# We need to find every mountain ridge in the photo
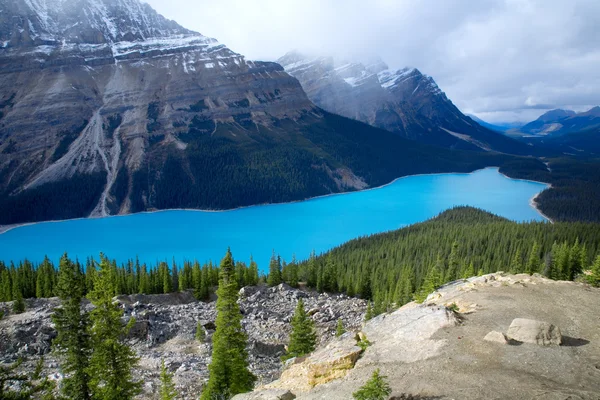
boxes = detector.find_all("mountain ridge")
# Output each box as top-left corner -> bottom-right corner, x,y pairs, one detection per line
278,51 -> 533,155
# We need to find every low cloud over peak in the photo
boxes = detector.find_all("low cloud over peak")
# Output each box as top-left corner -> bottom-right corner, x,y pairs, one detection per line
144,0 -> 600,123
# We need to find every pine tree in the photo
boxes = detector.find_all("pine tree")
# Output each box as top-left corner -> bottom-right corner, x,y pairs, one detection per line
588,254 -> 600,287
201,249 -> 255,400
88,254 -> 140,400
171,259 -> 179,293
462,262 -> 475,279
247,257 -> 259,286
352,369 -> 392,400
52,254 -> 92,400
0,268 -> 11,302
414,262 -> 442,303
510,248 -> 524,274
159,360 -> 177,400
267,252 -> 282,287
196,322 -> 206,342
445,241 -> 460,281
284,299 -> 317,360
198,266 -> 210,301
336,318 -> 345,337
12,278 -> 25,314
364,302 -> 373,321
526,241 -> 541,275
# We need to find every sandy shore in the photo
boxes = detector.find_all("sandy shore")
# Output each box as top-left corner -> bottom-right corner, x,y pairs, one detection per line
0,167 -> 552,235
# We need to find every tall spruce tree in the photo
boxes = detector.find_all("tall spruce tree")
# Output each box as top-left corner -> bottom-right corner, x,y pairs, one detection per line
284,299 -> 317,360
201,249 -> 255,400
12,278 -> 25,314
88,254 -> 140,400
588,254 -> 600,287
52,254 -> 92,400
159,360 -> 177,400
526,241 -> 541,275
267,252 -> 282,287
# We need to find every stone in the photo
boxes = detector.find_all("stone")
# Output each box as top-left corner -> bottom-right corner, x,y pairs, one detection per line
232,389 -> 296,400
266,337 -> 363,392
506,318 -> 562,346
484,331 -> 507,344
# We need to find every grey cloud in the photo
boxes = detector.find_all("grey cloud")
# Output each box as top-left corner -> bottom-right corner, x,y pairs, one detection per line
144,0 -> 600,123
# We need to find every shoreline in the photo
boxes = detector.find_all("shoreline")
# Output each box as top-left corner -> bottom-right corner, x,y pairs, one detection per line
0,167 -> 551,235
496,170 -> 553,223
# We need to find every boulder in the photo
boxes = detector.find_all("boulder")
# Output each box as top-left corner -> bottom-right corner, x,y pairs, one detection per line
506,318 -> 562,346
232,389 -> 296,400
266,337 -> 363,392
484,331 -> 507,344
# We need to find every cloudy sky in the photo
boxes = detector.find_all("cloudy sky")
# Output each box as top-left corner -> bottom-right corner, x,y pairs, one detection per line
144,0 -> 600,123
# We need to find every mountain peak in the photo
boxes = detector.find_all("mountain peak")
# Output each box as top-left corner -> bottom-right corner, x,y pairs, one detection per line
581,106 -> 600,117
536,109 -> 576,123
0,0 -> 199,48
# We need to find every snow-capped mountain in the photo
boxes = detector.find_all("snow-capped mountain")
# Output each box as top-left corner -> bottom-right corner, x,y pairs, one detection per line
278,51 -> 530,154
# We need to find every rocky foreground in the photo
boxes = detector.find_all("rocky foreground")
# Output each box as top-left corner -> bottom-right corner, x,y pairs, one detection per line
1,274 -> 600,399
236,274 -> 600,400
0,284 -> 366,399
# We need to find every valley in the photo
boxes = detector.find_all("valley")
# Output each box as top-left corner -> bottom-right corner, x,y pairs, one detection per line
0,0 -> 599,399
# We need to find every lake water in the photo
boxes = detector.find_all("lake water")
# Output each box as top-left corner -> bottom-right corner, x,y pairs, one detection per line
0,168 -> 548,270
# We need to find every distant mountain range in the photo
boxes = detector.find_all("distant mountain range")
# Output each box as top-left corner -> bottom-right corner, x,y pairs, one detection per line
466,115 -> 524,133
278,51 -> 532,155
502,107 -> 600,156
517,107 -> 600,136
0,0 -> 522,225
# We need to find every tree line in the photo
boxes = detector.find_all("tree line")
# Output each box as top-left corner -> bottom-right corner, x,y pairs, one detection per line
0,255 -> 260,304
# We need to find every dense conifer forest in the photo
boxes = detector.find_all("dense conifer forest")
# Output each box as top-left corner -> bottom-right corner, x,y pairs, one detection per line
2,208 -> 599,314
500,157 -> 600,222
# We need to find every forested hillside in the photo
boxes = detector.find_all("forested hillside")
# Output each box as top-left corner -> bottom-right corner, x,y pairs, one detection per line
292,207 -> 600,313
500,157 -> 600,222
2,208 -> 599,315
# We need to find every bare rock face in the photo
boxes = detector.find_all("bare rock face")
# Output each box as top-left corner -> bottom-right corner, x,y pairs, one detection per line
506,318 -> 562,346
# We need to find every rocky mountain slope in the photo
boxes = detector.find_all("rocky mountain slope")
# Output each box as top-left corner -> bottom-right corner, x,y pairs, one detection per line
518,107 -> 600,136
0,0 -> 515,226
238,273 -> 600,400
0,283 -> 366,399
278,51 -> 532,155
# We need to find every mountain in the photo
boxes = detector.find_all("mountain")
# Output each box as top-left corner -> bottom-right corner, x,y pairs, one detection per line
466,114 -> 524,132
0,0 -> 514,226
278,51 -> 532,154
519,107 -> 600,136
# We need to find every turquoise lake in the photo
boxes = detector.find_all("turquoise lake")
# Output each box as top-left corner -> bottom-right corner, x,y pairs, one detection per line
0,168 -> 548,270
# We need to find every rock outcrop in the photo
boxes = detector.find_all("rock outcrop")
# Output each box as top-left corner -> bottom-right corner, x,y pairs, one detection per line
243,273 -> 600,400
505,318 -> 562,346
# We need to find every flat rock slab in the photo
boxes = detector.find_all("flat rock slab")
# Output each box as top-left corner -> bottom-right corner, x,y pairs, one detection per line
483,330 -> 507,344
266,336 -> 363,392
232,389 -> 296,400
506,318 -> 562,346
